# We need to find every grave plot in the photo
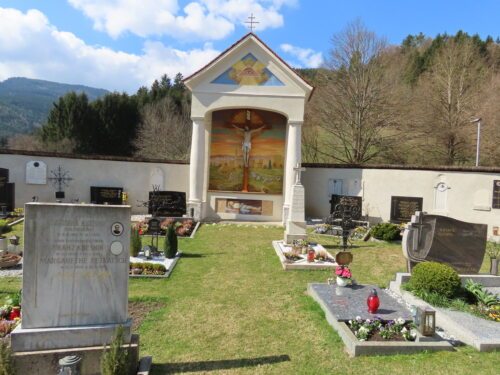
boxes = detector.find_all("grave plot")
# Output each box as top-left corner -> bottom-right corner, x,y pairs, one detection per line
308,283 -> 454,357
390,273 -> 500,351
272,241 -> 337,270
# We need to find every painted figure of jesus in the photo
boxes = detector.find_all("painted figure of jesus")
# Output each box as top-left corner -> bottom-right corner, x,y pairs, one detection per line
232,124 -> 265,167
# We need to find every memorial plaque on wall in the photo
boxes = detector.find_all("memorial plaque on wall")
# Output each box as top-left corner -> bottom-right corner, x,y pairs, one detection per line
493,180 -> 500,209
148,191 -> 186,217
26,161 -> 47,184
390,196 -> 423,223
329,194 -> 362,216
90,186 -> 123,205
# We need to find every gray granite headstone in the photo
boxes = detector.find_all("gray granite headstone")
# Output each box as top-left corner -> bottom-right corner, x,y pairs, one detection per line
402,211 -> 487,274
309,283 -> 412,321
11,203 -> 131,351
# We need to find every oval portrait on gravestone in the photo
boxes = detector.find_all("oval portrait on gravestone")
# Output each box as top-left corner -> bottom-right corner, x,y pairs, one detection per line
110,241 -> 123,256
111,222 -> 124,236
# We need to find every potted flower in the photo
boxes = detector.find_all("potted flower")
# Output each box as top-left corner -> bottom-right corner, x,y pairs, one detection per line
486,240 -> 500,275
335,265 -> 352,287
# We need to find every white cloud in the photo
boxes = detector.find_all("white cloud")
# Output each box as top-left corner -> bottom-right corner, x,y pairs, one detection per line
0,7 -> 220,92
280,43 -> 323,68
68,0 -> 295,40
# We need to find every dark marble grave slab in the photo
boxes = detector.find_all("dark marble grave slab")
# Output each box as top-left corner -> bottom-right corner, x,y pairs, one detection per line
329,194 -> 362,218
309,283 -> 412,321
390,196 -> 423,224
148,191 -> 186,217
90,186 -> 123,205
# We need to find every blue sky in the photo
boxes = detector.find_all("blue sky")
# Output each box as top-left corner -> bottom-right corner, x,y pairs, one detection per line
1,0 -> 498,92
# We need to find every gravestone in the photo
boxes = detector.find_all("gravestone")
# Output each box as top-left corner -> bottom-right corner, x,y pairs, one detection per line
90,186 -> 123,205
330,194 -> 362,217
0,168 -> 15,214
402,211 -> 487,273
493,180 -> 500,209
26,161 -> 47,185
148,191 -> 186,217
390,196 -> 423,223
11,203 -> 132,352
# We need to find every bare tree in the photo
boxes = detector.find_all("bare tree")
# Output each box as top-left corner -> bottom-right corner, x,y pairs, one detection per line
311,20 -> 400,164
416,38 -> 486,165
134,97 -> 191,160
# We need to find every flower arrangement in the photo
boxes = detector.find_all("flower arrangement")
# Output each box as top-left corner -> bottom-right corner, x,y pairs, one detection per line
348,316 -> 417,342
314,224 -> 333,234
335,265 -> 352,280
486,240 -> 500,259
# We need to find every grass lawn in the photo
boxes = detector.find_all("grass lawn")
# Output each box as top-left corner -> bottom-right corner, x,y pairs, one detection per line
1,223 -> 498,374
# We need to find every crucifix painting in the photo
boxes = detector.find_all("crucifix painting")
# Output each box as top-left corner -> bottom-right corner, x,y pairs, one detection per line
209,109 -> 286,194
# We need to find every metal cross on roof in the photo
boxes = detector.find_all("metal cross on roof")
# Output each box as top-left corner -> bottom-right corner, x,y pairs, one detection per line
245,13 -> 259,32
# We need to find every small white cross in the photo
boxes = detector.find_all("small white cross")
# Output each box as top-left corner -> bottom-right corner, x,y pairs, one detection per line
293,163 -> 306,185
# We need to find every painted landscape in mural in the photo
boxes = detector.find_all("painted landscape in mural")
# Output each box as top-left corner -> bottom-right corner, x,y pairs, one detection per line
209,109 -> 286,194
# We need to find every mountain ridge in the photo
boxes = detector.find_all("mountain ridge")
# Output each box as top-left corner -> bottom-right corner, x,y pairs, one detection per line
0,77 -> 109,138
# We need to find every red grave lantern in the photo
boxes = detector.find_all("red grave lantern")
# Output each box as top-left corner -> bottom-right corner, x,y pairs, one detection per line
367,289 -> 380,314
307,247 -> 316,263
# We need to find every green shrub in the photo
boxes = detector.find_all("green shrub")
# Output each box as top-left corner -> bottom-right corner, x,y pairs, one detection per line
0,340 -> 16,375
130,227 -> 141,257
408,262 -> 461,298
100,325 -> 129,375
164,224 -> 178,259
370,223 -> 401,241
0,220 -> 11,238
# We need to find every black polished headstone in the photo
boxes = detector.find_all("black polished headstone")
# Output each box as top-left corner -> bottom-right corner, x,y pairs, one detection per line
0,168 -> 15,212
390,196 -> 423,223
90,186 -> 123,205
493,180 -> 500,209
402,212 -> 487,274
148,191 -> 186,217
329,194 -> 362,217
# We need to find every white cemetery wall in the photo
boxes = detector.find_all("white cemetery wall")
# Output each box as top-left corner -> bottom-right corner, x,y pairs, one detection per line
0,151 -> 189,214
303,165 -> 500,236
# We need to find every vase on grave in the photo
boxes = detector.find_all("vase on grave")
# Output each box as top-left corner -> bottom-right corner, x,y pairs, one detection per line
336,277 -> 349,287
367,289 -> 380,313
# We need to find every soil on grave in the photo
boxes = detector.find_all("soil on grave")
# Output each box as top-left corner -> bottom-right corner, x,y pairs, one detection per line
128,301 -> 165,332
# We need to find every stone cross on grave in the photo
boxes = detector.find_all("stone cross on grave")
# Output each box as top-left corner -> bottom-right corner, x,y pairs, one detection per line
293,163 -> 306,185
410,211 -> 431,252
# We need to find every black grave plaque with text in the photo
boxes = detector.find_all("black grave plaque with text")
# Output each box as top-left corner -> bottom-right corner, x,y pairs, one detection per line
90,186 -> 123,205
390,196 -> 423,223
329,194 -> 362,216
148,191 -> 187,217
493,180 -> 500,209
0,168 -> 15,212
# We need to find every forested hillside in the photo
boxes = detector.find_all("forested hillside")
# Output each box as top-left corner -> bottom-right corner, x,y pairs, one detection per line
0,77 -> 108,139
4,25 -> 500,166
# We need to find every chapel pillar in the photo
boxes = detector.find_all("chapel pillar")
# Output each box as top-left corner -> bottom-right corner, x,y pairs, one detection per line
283,120 -> 302,223
188,117 -> 206,221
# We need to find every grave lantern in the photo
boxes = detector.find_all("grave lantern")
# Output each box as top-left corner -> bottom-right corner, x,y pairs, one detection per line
58,355 -> 82,374
413,306 -> 436,336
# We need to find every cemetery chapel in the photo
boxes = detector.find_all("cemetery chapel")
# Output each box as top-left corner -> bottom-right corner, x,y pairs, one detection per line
183,32 -> 313,223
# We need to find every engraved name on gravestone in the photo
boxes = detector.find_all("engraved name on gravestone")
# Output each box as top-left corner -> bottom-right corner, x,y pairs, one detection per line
390,196 -> 423,224
402,211 -> 487,273
148,191 -> 186,217
21,203 -> 130,329
90,186 -> 123,205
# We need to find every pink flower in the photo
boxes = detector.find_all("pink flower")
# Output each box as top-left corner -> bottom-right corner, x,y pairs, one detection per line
335,266 -> 344,276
